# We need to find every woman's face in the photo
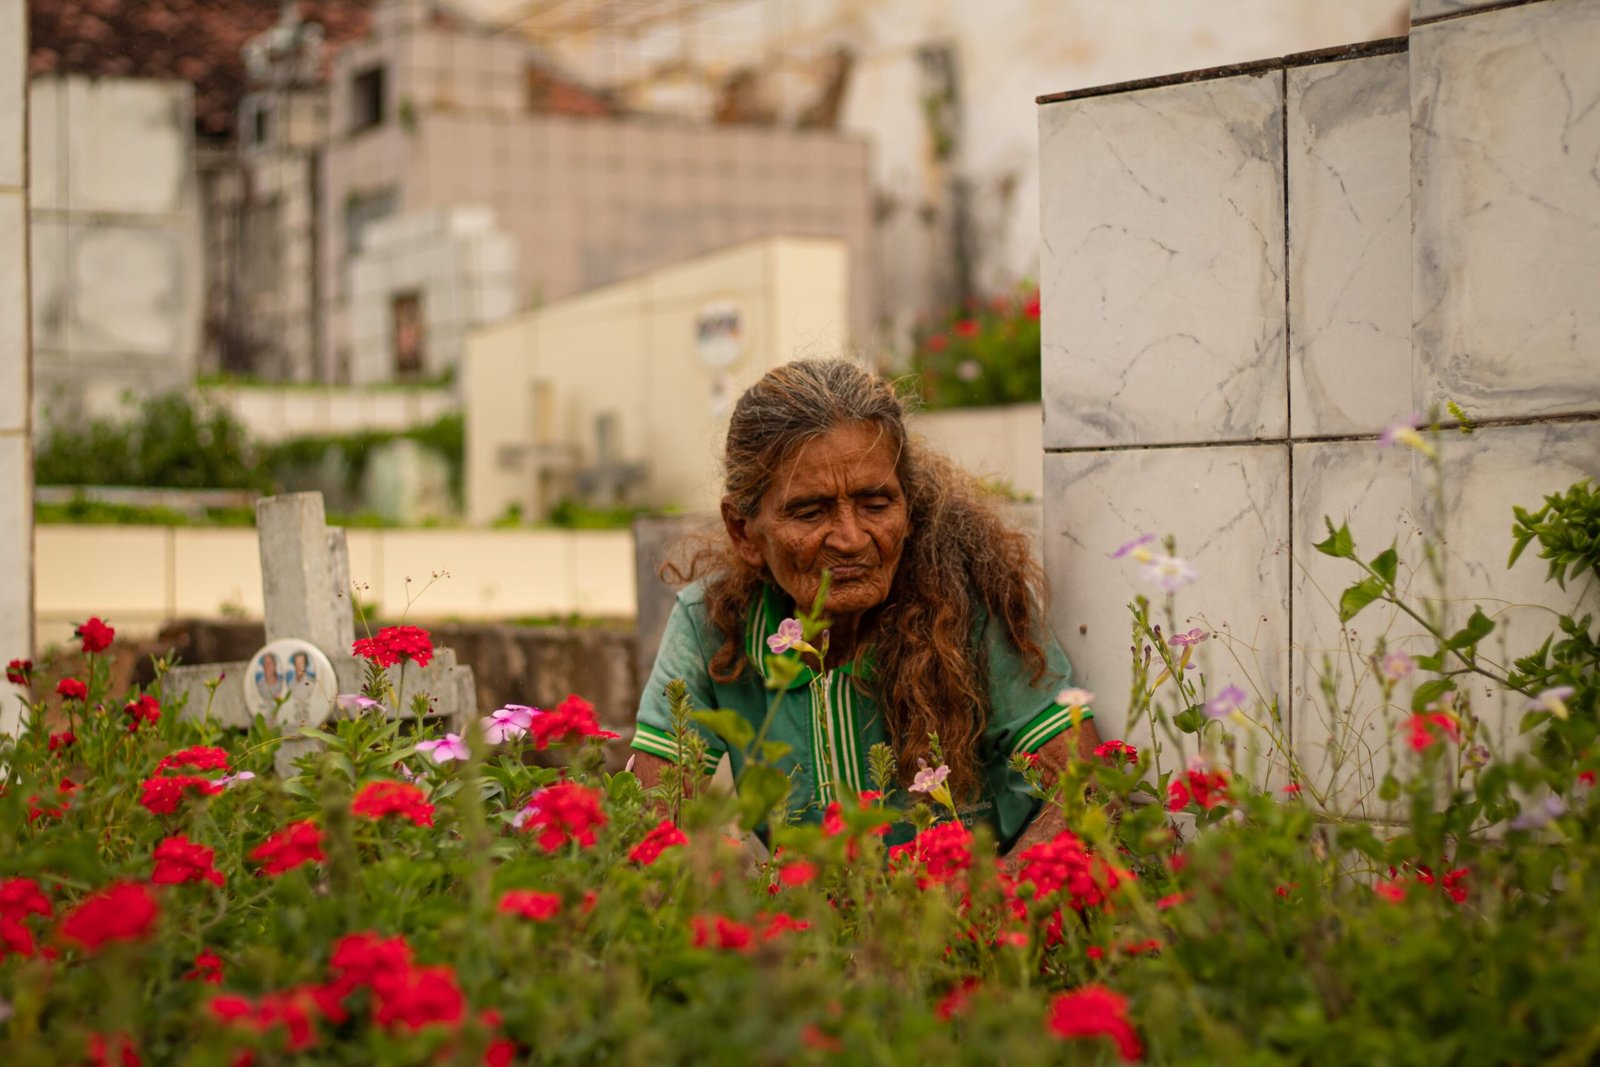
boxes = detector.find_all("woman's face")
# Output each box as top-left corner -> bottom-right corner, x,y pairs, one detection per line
724,421 -> 911,625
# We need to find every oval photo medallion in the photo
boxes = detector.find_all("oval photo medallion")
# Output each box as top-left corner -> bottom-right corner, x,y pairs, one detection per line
242,638 -> 338,728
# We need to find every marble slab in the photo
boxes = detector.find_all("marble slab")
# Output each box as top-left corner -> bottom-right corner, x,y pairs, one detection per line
1286,53 -> 1412,437
0,193 -> 24,433
1411,0 -> 1514,22
0,435 -> 28,674
1292,421 -> 1600,815
1043,444 -> 1291,779
1291,439 -> 1425,813
1412,0 -> 1600,421
0,0 -> 22,190
1039,72 -> 1287,449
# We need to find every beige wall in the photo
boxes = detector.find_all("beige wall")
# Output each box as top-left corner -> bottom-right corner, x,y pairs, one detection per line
203,383 -> 458,443
910,403 -> 1043,501
465,235 -> 849,524
34,524 -> 635,648
1,0 -> 31,733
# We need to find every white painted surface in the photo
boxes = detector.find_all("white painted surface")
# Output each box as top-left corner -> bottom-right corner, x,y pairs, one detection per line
0,0 -> 30,734
34,524 -> 637,648
203,384 -> 459,444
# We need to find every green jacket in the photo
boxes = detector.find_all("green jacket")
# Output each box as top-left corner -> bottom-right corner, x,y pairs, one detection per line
631,580 -> 1090,849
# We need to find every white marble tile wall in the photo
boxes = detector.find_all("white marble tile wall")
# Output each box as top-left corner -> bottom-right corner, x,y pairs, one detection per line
1042,444 -> 1292,774
1411,0 -> 1511,22
1039,73 -> 1286,449
1411,0 -> 1600,421
0,0 -> 30,728
1287,53 -> 1412,437
1039,1 -> 1600,806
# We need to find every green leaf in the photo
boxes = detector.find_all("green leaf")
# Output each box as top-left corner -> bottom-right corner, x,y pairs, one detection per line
1411,679 -> 1455,712
1314,519 -> 1355,559
1338,578 -> 1385,623
735,764 -> 791,831
1173,705 -> 1206,734
693,710 -> 755,752
1369,546 -> 1398,586
1335,823 -> 1384,859
759,740 -> 793,763
1378,774 -> 1401,802
296,727 -> 341,745
1444,608 -> 1495,650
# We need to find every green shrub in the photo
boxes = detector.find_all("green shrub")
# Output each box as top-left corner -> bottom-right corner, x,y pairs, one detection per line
34,392 -> 268,491
911,286 -> 1042,409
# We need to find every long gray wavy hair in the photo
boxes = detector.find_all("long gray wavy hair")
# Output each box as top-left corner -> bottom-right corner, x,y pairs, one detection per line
665,359 -> 1052,799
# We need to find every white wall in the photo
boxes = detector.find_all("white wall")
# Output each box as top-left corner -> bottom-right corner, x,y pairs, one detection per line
0,0 -> 31,733
28,76 -> 202,426
464,235 -> 850,524
34,524 -> 636,648
1038,2 -> 1600,807
911,403 -> 1043,501
203,383 -> 459,444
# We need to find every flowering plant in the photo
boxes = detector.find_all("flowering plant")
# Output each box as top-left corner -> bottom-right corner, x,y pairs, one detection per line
911,285 -> 1042,409
0,435 -> 1596,1063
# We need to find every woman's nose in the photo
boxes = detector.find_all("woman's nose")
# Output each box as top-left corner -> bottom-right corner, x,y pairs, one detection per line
825,507 -> 870,553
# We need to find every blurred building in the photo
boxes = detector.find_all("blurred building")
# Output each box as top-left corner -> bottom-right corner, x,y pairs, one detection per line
319,0 -> 871,384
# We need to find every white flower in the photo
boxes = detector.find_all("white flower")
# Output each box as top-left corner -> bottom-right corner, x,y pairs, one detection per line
1140,554 -> 1198,592
1055,688 -> 1094,709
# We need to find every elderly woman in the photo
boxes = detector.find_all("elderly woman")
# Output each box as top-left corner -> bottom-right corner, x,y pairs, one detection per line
629,359 -> 1100,854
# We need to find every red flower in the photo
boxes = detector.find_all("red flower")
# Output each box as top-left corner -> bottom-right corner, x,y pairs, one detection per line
185,949 -> 225,984
954,319 -> 980,339
5,658 -> 31,685
627,818 -> 688,865
59,882 -> 159,951
691,914 -> 754,952
1093,740 -> 1138,765
1406,712 -> 1461,751
151,834 -> 226,887
329,931 -> 413,995
352,780 -> 436,828
124,694 -> 161,732
1580,770 -> 1596,787
209,990 -> 317,1052
85,1032 -> 141,1067
1047,986 -> 1143,1063
48,730 -> 76,752
888,821 -> 973,886
76,617 -> 116,654
936,977 -> 981,1021
517,782 -> 607,852
56,677 -> 88,702
1015,829 -> 1131,911
1156,892 -> 1188,910
1374,881 -> 1406,903
801,1024 -> 843,1053
351,625 -> 435,669
498,889 -> 562,922
374,964 -> 466,1032
757,912 -> 810,942
1167,767 -> 1231,812
527,694 -> 620,749
249,821 -> 325,876
155,746 -> 230,774
778,861 -> 818,887
139,774 -> 222,815
26,777 -> 78,823
1023,290 -> 1041,319
0,877 -> 52,961
926,333 -> 949,354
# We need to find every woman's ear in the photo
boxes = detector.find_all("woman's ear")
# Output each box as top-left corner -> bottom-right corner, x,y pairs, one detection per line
721,497 -> 768,570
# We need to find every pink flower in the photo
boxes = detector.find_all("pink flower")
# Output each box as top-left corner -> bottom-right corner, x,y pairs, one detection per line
1140,553 -> 1197,592
1055,687 -> 1094,709
415,734 -> 470,764
1110,534 -> 1155,560
336,694 -> 386,714
482,705 -> 536,744
909,763 -> 951,794
767,618 -> 805,655
1168,627 -> 1208,648
1204,685 -> 1247,719
1380,651 -> 1416,683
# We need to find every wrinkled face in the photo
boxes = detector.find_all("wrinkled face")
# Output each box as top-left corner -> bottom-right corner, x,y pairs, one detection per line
724,421 -> 911,625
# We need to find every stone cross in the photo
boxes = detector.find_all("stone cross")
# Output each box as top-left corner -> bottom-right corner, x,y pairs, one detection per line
164,492 -> 477,775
